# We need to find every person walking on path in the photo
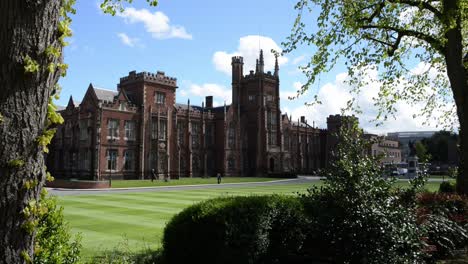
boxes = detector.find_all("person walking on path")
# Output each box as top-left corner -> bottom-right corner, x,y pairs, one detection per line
151,169 -> 157,182
217,172 -> 222,184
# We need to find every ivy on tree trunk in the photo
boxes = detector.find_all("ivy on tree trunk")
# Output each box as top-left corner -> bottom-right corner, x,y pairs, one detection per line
0,1 -> 62,263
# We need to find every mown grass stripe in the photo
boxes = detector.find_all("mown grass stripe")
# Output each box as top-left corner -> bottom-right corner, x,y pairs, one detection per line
58,182 -> 315,259
71,226 -> 161,256
61,195 -> 196,211
65,207 -> 175,227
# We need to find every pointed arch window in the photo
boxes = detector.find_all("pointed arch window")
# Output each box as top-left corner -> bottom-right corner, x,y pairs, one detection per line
227,156 -> 235,171
228,124 -> 235,148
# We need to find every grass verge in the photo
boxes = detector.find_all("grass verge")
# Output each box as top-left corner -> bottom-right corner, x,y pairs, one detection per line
110,177 -> 279,188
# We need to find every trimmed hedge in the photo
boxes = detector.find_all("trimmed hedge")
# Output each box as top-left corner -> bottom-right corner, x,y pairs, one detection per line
162,195 -> 309,264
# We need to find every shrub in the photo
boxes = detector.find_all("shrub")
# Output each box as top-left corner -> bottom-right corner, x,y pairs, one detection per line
416,192 -> 468,260
299,121 -> 425,263
89,238 -> 163,264
34,195 -> 82,264
162,195 -> 309,264
417,192 -> 467,224
439,181 -> 457,193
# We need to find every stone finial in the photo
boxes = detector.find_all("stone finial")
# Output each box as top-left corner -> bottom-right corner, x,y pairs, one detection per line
274,53 -> 279,77
259,49 -> 264,65
258,49 -> 264,73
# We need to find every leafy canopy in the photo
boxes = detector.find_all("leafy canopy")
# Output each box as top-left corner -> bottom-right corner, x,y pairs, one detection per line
283,0 -> 467,127
100,0 -> 158,15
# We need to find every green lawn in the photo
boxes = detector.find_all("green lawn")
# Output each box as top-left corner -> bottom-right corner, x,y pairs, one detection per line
393,179 -> 456,192
109,177 -> 278,188
57,183 -> 315,259
57,179 -> 451,260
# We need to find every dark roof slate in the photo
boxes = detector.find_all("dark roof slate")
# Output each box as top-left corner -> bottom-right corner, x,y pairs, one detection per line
94,87 -> 117,102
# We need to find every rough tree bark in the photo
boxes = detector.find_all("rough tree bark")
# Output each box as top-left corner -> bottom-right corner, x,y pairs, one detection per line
0,1 -> 62,263
442,0 -> 468,194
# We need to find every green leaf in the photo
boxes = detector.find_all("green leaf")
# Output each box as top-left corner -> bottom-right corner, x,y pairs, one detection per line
24,55 -> 40,73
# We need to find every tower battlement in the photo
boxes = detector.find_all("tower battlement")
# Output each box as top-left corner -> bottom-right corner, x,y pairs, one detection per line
231,56 -> 244,64
119,70 -> 177,87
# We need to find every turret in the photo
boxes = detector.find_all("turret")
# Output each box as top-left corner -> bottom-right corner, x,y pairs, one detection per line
232,56 -> 243,105
231,56 -> 244,84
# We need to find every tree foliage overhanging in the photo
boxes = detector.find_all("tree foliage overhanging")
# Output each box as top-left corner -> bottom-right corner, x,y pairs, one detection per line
282,0 -> 468,193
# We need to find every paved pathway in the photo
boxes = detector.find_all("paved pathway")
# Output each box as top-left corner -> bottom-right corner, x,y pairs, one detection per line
47,176 -> 448,196
48,177 -> 322,196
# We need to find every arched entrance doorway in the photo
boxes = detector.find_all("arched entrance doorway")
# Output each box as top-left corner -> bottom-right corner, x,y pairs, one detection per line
269,158 -> 275,172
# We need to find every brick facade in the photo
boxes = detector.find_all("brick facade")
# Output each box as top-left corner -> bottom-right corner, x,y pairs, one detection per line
48,50 -> 377,180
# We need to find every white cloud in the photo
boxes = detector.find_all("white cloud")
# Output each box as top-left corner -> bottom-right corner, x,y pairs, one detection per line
186,83 -> 232,105
117,8 -> 192,40
283,66 -> 452,134
293,81 -> 302,91
280,81 -> 305,101
213,101 -> 223,107
213,35 -> 288,75
292,55 -> 306,65
179,89 -> 188,97
117,33 -> 140,47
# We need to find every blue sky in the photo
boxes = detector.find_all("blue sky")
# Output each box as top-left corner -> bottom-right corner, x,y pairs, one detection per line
59,0 -> 440,134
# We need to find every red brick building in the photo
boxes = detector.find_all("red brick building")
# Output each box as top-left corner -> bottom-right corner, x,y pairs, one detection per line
48,51 -> 345,180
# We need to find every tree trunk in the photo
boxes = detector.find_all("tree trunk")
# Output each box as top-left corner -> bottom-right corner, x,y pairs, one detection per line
0,1 -> 62,263
458,111 -> 468,194
443,0 -> 468,194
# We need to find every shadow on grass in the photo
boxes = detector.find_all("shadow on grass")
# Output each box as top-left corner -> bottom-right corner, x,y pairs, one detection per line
87,237 -> 164,264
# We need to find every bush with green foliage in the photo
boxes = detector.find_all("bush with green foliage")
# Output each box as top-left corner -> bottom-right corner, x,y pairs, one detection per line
162,195 -> 309,264
34,195 -> 82,264
299,121 -> 425,263
439,181 -> 457,193
416,192 -> 468,260
89,238 -> 163,264
160,120 -> 466,263
447,166 -> 458,179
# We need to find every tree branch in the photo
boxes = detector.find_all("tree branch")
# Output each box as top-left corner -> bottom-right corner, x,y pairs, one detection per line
388,33 -> 403,56
359,2 -> 385,23
363,34 -> 393,47
361,24 -> 445,53
387,0 -> 443,20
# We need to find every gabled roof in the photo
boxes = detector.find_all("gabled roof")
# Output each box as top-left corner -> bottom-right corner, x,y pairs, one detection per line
125,93 -> 137,104
93,86 -> 117,102
66,96 -> 78,109
116,88 -> 132,103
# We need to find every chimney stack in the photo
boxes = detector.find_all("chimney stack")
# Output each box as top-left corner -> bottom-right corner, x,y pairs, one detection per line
206,96 -> 213,108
